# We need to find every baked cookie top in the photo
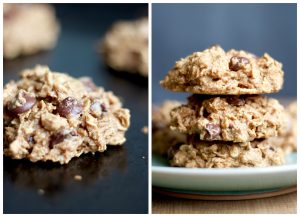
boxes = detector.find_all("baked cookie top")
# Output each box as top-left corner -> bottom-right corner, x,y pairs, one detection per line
4,66 -> 130,164
160,45 -> 284,94
101,17 -> 148,76
168,135 -> 284,168
170,95 -> 284,142
4,4 -> 60,59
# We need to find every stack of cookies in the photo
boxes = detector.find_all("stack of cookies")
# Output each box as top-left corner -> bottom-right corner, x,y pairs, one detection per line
160,45 -> 290,168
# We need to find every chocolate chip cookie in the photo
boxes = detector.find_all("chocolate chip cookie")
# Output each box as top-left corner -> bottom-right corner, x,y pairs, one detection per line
101,17 -> 148,76
152,100 -> 186,156
160,45 -> 284,94
4,4 -> 60,59
4,66 -> 130,164
169,135 -> 284,168
170,95 -> 284,142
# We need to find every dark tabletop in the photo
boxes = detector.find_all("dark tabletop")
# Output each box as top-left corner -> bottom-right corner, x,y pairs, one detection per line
3,4 -> 148,214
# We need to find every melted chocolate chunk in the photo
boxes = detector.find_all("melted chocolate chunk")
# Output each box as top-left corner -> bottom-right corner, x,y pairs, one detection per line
204,123 -> 221,140
7,91 -> 36,115
49,133 -> 67,148
49,130 -> 77,148
226,96 -> 245,106
57,97 -> 82,117
229,56 -> 249,71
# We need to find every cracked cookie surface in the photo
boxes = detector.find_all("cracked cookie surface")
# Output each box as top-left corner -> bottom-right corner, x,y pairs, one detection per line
101,17 -> 148,76
170,95 -> 284,142
4,3 -> 60,59
152,100 -> 186,156
169,135 -> 284,168
4,66 -> 130,164
160,45 -> 284,94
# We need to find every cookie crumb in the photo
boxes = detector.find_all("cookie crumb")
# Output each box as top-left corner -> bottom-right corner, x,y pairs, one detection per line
141,126 -> 148,134
74,175 -> 82,181
37,188 -> 45,195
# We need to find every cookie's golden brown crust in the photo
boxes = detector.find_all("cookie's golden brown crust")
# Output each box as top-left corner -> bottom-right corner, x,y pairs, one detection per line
169,135 -> 284,168
161,45 -> 284,94
170,95 -> 284,142
4,66 -> 130,164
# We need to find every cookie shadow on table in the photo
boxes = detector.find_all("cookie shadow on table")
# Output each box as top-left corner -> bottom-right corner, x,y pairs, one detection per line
103,65 -> 148,87
3,146 -> 127,198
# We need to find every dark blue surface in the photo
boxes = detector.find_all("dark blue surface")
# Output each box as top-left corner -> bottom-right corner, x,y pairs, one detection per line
152,3 -> 297,103
3,4 -> 148,214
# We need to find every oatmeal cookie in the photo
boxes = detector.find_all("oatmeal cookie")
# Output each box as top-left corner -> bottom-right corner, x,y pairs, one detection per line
169,135 -> 284,168
272,101 -> 297,154
4,3 -> 60,59
101,17 -> 148,76
160,45 -> 284,94
152,100 -> 186,156
170,95 -> 284,142
4,66 -> 130,164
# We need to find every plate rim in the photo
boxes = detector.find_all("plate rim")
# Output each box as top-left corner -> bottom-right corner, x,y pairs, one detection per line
152,163 -> 297,176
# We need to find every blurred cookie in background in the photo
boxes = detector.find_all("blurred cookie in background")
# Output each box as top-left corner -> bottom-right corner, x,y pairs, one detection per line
275,101 -> 297,154
152,100 -> 186,156
4,3 -> 60,60
100,17 -> 148,77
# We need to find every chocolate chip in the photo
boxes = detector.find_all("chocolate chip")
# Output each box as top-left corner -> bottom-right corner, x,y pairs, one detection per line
90,101 -> 107,113
229,56 -> 249,71
204,123 -> 221,140
101,103 -> 107,112
70,131 -> 77,136
49,130 -> 77,148
237,83 -> 250,88
80,77 -> 97,92
28,136 -> 35,144
269,147 -> 275,151
57,97 -> 82,117
4,5 -> 18,20
49,133 -> 67,148
7,91 -> 36,115
226,96 -> 245,106
202,108 -> 210,118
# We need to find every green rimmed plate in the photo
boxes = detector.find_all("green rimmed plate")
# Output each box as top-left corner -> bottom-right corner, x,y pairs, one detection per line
152,153 -> 297,193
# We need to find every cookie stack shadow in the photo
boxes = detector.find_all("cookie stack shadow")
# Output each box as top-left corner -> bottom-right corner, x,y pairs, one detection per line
158,45 -> 296,168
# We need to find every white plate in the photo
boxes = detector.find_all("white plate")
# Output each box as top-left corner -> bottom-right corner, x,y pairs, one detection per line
152,153 -> 297,192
